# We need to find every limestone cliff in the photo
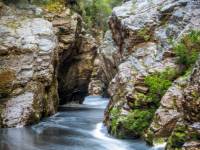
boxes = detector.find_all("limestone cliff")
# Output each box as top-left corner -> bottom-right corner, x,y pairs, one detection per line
0,1 -> 97,127
0,2 -> 59,127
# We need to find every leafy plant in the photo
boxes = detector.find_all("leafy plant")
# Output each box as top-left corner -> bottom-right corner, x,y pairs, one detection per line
72,0 -> 122,34
167,125 -> 187,149
173,30 -> 200,70
144,68 -> 176,106
123,109 -> 155,136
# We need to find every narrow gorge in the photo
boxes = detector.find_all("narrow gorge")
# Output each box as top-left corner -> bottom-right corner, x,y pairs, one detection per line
0,0 -> 200,150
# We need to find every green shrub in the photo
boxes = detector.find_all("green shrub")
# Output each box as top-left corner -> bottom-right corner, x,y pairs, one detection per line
123,109 -> 155,136
72,0 -> 122,34
167,125 -> 187,149
144,68 -> 176,107
110,107 -> 121,136
174,30 -> 200,70
109,107 -> 155,138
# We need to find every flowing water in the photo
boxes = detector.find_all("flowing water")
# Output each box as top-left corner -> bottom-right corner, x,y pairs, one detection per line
0,96 -> 165,150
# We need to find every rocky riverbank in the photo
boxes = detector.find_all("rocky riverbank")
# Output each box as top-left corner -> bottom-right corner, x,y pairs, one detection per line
89,0 -> 200,149
0,0 -> 200,149
0,0 -> 97,127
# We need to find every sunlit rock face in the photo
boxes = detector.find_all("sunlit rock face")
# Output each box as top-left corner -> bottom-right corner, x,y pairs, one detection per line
0,1 -> 97,127
0,3 -> 58,127
96,0 -> 200,148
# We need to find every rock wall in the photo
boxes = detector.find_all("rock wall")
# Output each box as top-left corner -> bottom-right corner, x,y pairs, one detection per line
89,31 -> 120,96
56,16 -> 97,104
0,1 -> 97,127
0,2 -> 59,127
88,0 -> 200,149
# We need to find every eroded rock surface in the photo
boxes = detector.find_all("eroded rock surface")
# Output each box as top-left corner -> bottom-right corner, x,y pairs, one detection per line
0,1 -> 97,127
0,4 -> 58,127
55,12 -> 97,104
88,0 -> 200,149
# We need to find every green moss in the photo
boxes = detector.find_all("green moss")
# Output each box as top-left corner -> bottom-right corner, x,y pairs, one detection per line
145,129 -> 154,145
43,79 -> 58,116
32,0 -> 65,13
133,68 -> 177,108
137,28 -> 151,42
167,123 -> 200,149
167,125 -> 188,149
173,30 -> 200,72
110,107 -> 155,138
153,138 -> 166,145
122,109 -> 155,136
144,68 -> 176,107
109,68 -> 178,139
133,93 -> 149,107
110,107 -> 121,136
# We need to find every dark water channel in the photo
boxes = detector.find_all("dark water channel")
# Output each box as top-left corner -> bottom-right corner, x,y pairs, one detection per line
0,96 -> 165,150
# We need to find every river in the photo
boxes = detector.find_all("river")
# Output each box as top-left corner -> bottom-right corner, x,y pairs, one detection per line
0,96 -> 165,150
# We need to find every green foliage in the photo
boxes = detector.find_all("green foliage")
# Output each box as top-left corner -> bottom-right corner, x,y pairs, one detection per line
123,109 -> 155,136
110,107 -> 155,138
144,68 -> 176,107
173,30 -> 200,70
110,107 -> 123,137
137,28 -> 151,42
73,0 -> 122,34
110,68 -> 178,138
32,0 -> 65,12
167,123 -> 200,149
133,93 -> 149,107
167,125 -> 187,149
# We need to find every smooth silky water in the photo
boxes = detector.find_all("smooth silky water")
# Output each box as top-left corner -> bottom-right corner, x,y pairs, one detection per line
0,96 -> 165,150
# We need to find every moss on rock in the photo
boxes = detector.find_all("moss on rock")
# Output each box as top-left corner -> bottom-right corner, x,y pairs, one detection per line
109,107 -> 155,138
32,0 -> 65,13
166,124 -> 188,149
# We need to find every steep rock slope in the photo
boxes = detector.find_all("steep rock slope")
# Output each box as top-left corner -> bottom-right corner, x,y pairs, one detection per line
0,1 -> 97,127
165,57 -> 200,150
89,0 -> 200,149
56,14 -> 97,104
0,2 -> 59,127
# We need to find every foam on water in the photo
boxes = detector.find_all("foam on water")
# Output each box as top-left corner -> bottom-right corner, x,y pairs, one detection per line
151,143 -> 166,150
0,96 -> 165,150
92,122 -> 130,150
83,96 -> 109,108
